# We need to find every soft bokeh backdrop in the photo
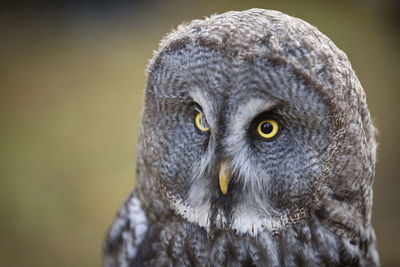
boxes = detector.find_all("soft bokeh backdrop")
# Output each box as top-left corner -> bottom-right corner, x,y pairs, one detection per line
1,0 -> 399,266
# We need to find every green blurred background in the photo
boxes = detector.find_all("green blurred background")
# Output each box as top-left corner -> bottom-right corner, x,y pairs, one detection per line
0,0 -> 399,266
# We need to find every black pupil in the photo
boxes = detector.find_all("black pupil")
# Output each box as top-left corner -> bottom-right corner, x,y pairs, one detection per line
261,122 -> 273,134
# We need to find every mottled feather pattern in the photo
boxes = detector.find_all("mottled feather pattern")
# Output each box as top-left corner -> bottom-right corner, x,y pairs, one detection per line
104,9 -> 379,266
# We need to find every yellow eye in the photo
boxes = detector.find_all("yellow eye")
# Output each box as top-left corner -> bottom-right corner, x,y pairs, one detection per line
195,112 -> 209,132
257,119 -> 279,139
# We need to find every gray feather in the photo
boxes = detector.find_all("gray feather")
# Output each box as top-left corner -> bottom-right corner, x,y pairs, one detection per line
104,8 -> 379,266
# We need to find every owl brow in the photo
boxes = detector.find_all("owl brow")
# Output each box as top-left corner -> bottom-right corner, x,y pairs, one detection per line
157,96 -> 193,105
155,97 -> 199,115
243,98 -> 284,117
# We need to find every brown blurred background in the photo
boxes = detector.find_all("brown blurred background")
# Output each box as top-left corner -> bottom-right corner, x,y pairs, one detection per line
0,0 -> 399,266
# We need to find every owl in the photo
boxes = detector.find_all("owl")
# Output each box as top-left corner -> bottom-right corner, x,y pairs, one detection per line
104,9 -> 379,266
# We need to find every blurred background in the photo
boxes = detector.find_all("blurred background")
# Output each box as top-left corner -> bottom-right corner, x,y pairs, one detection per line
0,0 -> 399,266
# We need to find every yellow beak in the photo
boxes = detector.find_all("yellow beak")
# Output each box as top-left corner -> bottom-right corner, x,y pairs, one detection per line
219,159 -> 231,195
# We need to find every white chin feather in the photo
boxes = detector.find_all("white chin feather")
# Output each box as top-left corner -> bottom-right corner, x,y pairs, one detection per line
171,198 -> 301,236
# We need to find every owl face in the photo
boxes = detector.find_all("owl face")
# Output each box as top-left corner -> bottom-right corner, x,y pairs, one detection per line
138,9 -> 376,236
143,44 -> 333,234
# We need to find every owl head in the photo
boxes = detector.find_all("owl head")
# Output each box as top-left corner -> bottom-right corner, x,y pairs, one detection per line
135,9 -> 377,237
